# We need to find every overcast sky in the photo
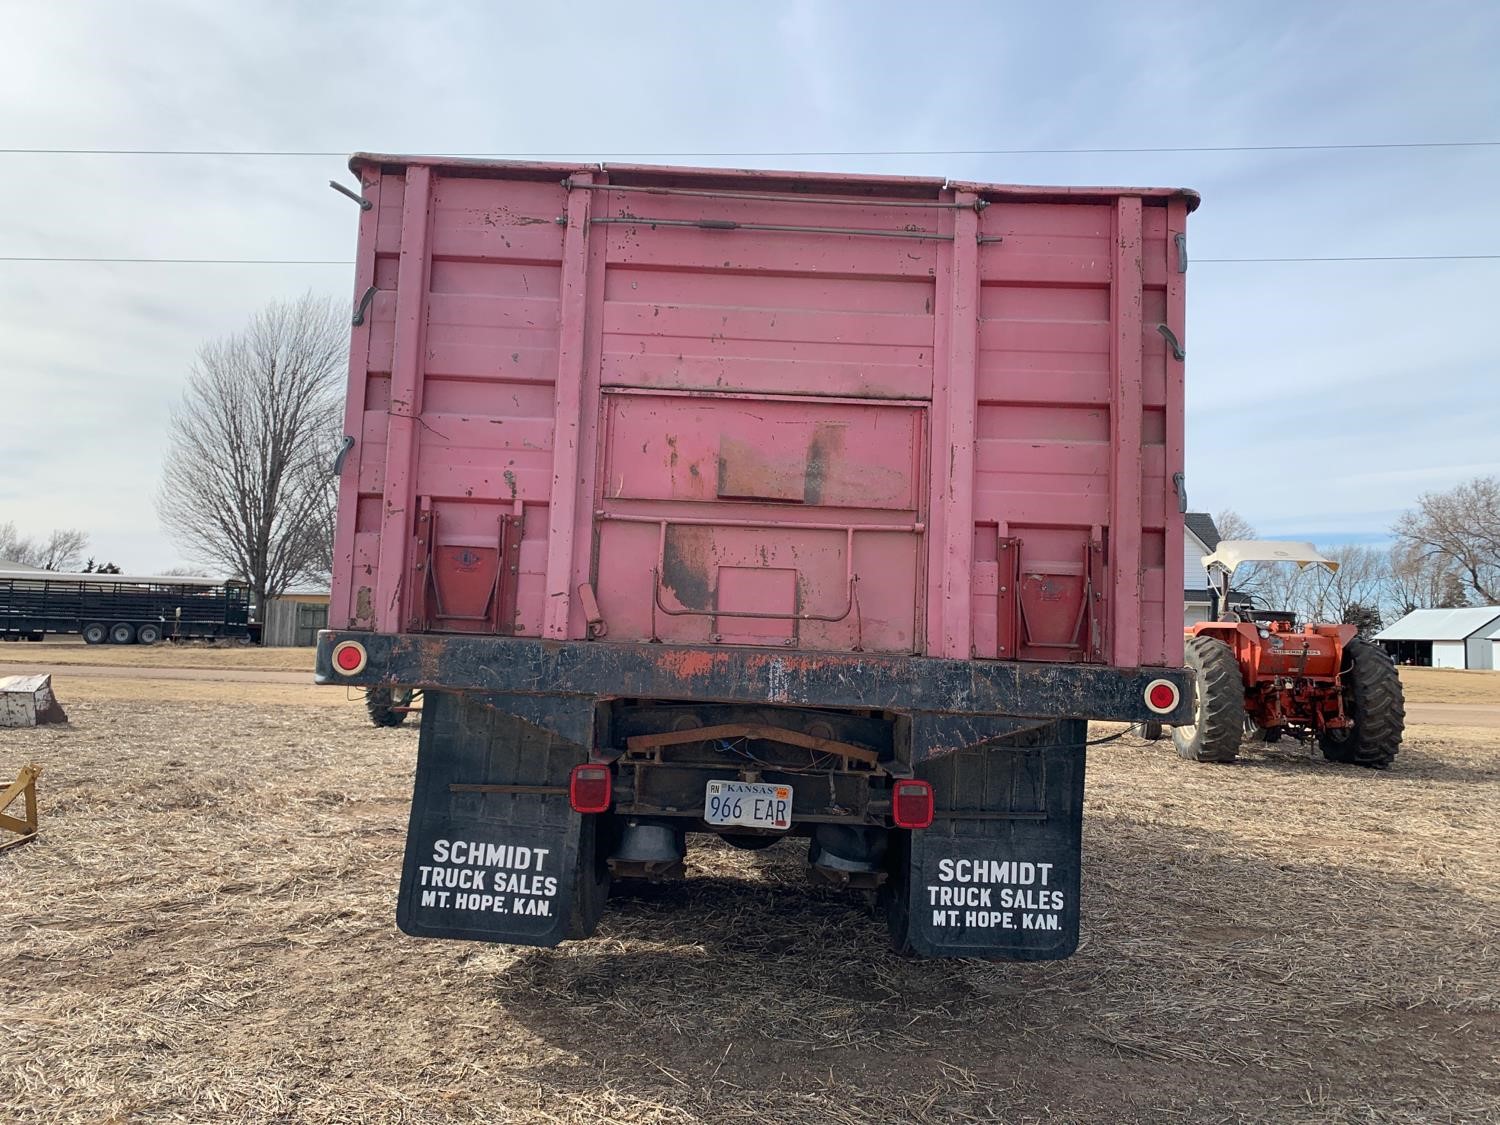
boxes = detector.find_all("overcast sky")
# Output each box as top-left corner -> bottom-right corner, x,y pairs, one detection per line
3,0 -> 1497,573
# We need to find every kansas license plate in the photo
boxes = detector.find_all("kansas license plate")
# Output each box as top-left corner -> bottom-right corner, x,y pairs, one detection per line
704,780 -> 793,831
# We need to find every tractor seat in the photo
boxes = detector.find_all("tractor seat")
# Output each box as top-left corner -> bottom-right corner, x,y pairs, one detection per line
1250,610 -> 1298,628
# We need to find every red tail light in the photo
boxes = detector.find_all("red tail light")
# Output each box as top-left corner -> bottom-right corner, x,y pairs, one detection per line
1144,678 -> 1181,714
569,764 -> 612,814
331,640 -> 367,675
891,779 -> 934,830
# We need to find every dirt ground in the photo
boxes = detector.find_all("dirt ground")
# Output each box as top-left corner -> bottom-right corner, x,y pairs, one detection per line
0,640 -> 316,672
2,662 -> 1497,1123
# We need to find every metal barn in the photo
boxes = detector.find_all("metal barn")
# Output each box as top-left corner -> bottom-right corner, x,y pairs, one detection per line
1375,607 -> 1500,670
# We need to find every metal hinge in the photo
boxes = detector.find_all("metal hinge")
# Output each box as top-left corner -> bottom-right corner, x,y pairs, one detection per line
1172,472 -> 1188,514
1174,232 -> 1188,273
351,285 -> 378,326
332,435 -> 355,477
328,180 -> 373,211
1157,324 -> 1185,361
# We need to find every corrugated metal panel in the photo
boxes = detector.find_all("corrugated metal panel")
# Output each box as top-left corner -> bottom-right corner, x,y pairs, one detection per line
1431,641 -> 1467,669
1375,607 -> 1500,642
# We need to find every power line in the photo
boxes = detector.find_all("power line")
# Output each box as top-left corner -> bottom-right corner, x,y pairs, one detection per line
1194,254 -> 1500,263
2,141 -> 1498,158
1,256 -> 349,264
4,253 -> 1497,265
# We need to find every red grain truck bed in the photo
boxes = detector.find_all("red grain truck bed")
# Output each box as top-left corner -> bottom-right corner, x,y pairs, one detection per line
318,155 -> 1198,959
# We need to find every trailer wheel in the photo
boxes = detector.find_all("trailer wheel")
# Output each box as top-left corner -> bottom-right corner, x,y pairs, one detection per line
366,686 -> 413,727
1319,639 -> 1405,769
568,812 -> 614,940
109,622 -> 137,645
1172,635 -> 1246,763
882,828 -> 917,956
136,623 -> 162,646
83,623 -> 108,645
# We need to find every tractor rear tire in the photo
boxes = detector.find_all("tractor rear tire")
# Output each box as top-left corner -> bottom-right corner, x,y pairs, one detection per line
1173,636 -> 1246,763
1319,639 -> 1405,769
366,686 -> 414,728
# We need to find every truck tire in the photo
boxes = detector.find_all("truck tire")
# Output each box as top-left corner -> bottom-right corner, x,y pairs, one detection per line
136,623 -> 162,645
1173,636 -> 1246,763
1319,639 -> 1405,769
109,622 -> 136,645
83,623 -> 108,645
366,686 -> 413,727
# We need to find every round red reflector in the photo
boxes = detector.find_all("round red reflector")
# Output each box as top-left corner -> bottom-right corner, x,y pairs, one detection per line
1145,679 -> 1180,713
332,641 -> 367,675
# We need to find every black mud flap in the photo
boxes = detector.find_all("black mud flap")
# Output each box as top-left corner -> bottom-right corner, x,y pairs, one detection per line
887,719 -> 1085,960
396,691 -> 609,947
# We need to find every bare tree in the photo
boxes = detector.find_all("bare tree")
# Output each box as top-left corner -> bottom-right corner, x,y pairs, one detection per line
1240,543 -> 1388,626
0,522 -> 90,570
1386,541 -> 1467,617
1393,476 -> 1500,604
1314,544 -> 1390,624
1213,509 -> 1257,542
1212,509 -> 1268,602
157,293 -> 345,614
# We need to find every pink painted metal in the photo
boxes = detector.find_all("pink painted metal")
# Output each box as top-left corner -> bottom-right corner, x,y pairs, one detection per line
331,155 -> 1196,668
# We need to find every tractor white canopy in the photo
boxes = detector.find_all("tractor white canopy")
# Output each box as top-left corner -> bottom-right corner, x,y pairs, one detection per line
1201,540 -> 1339,577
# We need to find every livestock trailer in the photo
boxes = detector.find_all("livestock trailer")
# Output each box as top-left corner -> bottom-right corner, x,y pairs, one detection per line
317,155 -> 1198,959
0,571 -> 255,644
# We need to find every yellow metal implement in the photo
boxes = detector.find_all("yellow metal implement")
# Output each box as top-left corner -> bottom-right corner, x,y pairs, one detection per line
0,764 -> 41,852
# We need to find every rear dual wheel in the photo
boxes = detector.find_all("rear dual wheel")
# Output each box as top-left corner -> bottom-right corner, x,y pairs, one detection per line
1173,636 -> 1246,763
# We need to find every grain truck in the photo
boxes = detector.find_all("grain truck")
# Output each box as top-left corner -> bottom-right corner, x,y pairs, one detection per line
316,154 -> 1197,959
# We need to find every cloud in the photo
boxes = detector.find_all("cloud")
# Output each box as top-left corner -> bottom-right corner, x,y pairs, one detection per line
2,0 -> 1497,572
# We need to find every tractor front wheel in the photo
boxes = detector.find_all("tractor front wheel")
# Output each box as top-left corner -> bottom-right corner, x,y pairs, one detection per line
1173,635 -> 1246,763
1319,639 -> 1405,769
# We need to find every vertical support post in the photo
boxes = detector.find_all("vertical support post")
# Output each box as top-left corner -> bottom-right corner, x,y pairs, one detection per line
1163,197 -> 1189,661
1109,196 -> 1144,667
567,176 -> 611,639
542,174 -> 595,639
374,165 -> 433,634
925,228 -> 953,658
939,192 -> 981,659
331,170 -> 382,629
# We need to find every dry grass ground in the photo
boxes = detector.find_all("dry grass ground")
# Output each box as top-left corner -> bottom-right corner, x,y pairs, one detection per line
1,665 -> 1497,1123
0,642 -> 315,673
1399,666 -> 1500,705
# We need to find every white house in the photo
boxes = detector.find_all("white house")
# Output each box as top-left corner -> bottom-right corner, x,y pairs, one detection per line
1375,606 -> 1500,670
1183,513 -> 1224,625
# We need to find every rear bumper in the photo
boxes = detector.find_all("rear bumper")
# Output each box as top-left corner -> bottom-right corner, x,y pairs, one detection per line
315,631 -> 1191,726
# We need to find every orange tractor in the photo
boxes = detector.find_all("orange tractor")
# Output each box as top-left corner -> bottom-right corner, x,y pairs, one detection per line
1167,542 -> 1405,768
